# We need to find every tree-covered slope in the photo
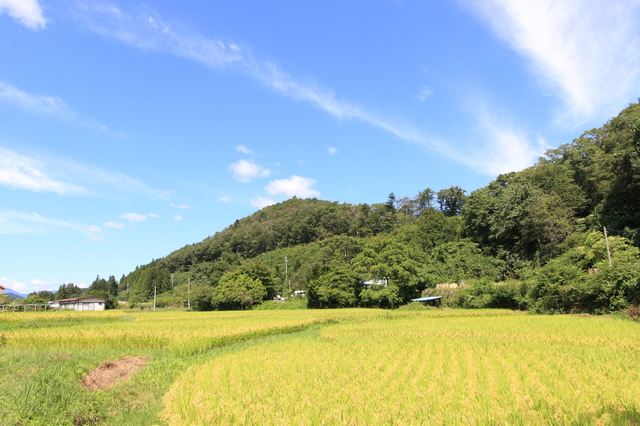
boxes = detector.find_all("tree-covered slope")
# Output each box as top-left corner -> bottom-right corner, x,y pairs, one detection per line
105,102 -> 640,313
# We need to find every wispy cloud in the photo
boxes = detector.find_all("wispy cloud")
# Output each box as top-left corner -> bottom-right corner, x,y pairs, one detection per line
71,2 -> 452,155
0,82 -> 74,118
173,214 -> 183,221
328,147 -> 338,155
0,147 -> 84,195
251,196 -> 275,209
0,0 -> 46,30
265,175 -> 320,198
0,209 -> 102,236
0,82 -> 109,132
86,236 -> 107,242
118,212 -> 158,222
415,86 -> 433,101
236,145 -> 255,155
171,203 -> 189,209
229,159 -> 270,182
0,146 -> 167,198
459,98 -> 547,175
465,0 -> 640,127
219,196 -> 232,203
103,221 -> 125,228
72,1 -> 553,176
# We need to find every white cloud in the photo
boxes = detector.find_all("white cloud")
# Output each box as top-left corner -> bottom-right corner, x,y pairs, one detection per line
228,159 -> 270,182
457,97 -> 547,175
265,175 -> 320,198
236,145 -> 255,155
0,146 -> 165,198
171,203 -> 189,209
0,277 -> 29,293
119,212 -> 158,222
466,0 -> 640,126
104,221 -> 125,228
328,147 -> 338,155
173,215 -> 183,221
250,196 -> 276,209
0,209 -> 102,236
0,82 -> 74,117
86,236 -> 107,242
219,196 -> 232,203
0,147 -> 84,194
75,224 -> 102,233
0,0 -> 46,30
415,86 -> 433,101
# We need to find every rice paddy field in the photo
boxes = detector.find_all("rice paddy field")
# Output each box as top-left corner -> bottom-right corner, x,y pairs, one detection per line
1,308 -> 639,425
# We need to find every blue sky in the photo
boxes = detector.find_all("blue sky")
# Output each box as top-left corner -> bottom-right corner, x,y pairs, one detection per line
1,0 -> 639,294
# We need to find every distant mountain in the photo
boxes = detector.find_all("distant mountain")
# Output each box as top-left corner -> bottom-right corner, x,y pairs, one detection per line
2,288 -> 27,300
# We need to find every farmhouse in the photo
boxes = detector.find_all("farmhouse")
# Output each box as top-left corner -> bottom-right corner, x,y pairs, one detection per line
53,296 -> 107,311
362,277 -> 388,287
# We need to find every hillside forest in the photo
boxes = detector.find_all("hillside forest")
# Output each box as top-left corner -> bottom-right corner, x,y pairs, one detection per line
27,102 -> 640,314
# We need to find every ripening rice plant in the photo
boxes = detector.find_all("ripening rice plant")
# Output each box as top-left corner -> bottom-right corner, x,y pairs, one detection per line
162,313 -> 640,425
1,309 -> 384,354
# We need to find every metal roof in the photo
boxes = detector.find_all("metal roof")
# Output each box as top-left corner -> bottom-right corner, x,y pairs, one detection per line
410,296 -> 443,302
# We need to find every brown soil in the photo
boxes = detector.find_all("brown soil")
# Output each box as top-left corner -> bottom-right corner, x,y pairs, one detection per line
82,356 -> 148,391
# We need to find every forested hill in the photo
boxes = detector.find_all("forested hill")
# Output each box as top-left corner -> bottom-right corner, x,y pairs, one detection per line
97,101 -> 640,313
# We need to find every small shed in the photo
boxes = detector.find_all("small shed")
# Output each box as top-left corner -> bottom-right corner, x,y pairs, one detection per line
55,296 -> 107,311
362,278 -> 388,287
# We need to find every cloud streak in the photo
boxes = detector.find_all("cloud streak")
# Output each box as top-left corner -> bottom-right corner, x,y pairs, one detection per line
0,146 -> 168,198
71,1 -> 559,175
71,2 -> 453,153
0,209 -> 102,235
0,82 -> 75,118
465,0 -> 640,127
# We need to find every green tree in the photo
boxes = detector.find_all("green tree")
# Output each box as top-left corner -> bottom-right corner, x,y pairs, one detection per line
55,283 -> 82,300
307,266 -> 360,308
414,188 -> 435,214
437,186 -> 467,217
107,275 -> 118,295
352,239 -> 428,302
210,272 -> 267,310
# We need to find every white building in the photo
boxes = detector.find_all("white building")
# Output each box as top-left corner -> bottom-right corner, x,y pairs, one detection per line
52,296 -> 107,311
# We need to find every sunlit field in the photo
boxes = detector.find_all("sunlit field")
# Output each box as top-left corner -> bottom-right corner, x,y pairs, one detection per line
163,313 -> 640,426
2,309 -> 639,425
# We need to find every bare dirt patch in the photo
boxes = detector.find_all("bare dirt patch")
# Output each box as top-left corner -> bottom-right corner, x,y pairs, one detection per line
82,356 -> 148,391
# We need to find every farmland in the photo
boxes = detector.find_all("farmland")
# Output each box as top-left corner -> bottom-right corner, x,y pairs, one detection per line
1,309 -> 640,425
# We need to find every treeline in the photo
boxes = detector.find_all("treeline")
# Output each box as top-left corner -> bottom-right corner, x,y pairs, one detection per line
109,102 -> 639,313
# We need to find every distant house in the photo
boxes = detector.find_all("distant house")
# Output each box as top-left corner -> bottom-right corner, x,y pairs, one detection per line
292,290 -> 306,297
53,296 -> 107,311
362,278 -> 388,287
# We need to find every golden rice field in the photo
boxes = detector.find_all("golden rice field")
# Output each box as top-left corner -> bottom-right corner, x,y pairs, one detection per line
3,309 -> 381,355
2,308 -> 640,425
162,313 -> 640,426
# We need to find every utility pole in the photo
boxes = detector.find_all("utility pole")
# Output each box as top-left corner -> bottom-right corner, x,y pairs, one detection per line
604,226 -> 613,267
171,273 -> 174,289
126,282 -> 129,293
285,256 -> 290,292
153,286 -> 157,311
187,278 -> 191,309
